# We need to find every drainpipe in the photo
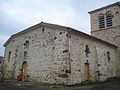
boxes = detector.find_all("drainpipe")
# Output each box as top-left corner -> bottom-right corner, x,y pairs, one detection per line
68,32 -> 71,72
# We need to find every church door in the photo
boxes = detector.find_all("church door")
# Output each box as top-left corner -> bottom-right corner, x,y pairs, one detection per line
22,61 -> 27,81
84,63 -> 89,81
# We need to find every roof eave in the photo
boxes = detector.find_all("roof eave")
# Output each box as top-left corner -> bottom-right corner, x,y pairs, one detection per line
3,22 -> 117,48
3,35 -> 14,47
88,2 -> 120,14
69,28 -> 117,48
3,22 -> 44,47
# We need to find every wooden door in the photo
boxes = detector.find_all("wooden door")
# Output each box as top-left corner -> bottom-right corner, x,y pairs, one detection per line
22,61 -> 27,81
84,63 -> 89,81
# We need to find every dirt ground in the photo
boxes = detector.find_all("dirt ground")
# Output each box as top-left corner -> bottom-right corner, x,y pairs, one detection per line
0,79 -> 120,90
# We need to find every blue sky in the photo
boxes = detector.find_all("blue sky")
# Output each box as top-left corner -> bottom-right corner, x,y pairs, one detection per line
0,0 -> 118,56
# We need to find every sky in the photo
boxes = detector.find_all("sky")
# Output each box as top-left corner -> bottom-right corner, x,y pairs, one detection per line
0,0 -> 119,56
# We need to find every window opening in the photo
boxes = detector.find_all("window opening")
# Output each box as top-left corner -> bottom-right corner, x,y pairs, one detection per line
106,11 -> 113,27
99,14 -> 105,29
8,51 -> 11,61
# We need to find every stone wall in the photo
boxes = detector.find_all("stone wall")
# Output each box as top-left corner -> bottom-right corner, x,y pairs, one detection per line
0,56 -> 4,81
91,27 -> 120,77
69,31 -> 117,84
4,25 -> 71,84
3,23 -> 118,85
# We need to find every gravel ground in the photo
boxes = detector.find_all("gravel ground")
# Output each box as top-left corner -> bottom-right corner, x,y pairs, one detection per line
0,79 -> 120,90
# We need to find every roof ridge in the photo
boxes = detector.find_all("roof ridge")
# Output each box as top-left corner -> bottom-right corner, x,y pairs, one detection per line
41,21 -> 70,29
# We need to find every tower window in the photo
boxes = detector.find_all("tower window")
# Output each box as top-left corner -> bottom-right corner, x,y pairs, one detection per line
106,11 -> 113,27
99,14 -> 105,29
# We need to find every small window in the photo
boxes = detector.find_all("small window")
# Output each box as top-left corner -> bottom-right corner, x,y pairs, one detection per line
107,51 -> 110,61
106,11 -> 113,27
24,51 -> 27,59
54,37 -> 57,40
59,32 -> 62,35
42,28 -> 44,33
24,40 -> 29,48
85,45 -> 90,57
8,51 -> 11,61
99,14 -> 105,29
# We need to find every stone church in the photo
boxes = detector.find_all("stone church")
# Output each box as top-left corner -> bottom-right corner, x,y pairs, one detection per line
3,2 -> 120,85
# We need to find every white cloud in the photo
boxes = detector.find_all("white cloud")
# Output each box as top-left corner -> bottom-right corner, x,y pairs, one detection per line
0,0 -> 89,34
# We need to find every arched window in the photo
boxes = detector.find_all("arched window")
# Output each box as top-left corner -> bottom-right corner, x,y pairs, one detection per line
8,51 -> 11,62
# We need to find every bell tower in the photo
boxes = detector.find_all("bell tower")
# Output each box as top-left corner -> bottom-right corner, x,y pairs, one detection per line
89,2 -> 120,45
89,2 -> 120,76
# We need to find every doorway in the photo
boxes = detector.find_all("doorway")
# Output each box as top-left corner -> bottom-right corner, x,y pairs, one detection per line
22,61 -> 27,81
84,63 -> 89,81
